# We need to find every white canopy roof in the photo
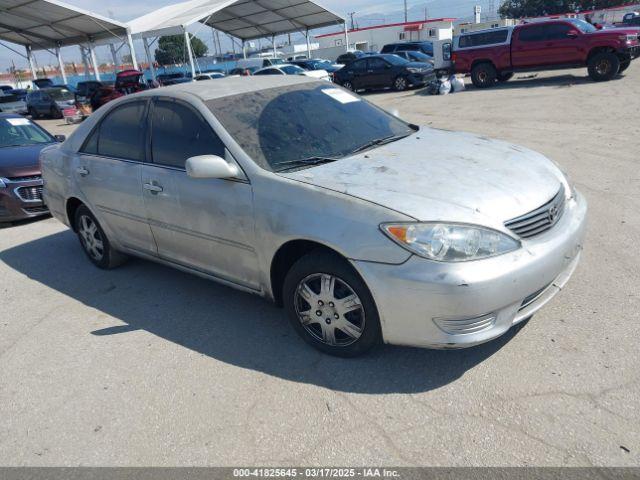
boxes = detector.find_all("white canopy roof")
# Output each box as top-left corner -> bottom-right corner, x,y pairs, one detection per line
0,0 -> 130,51
129,0 -> 345,41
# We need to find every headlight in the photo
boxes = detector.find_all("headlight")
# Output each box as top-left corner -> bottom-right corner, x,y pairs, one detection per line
381,223 -> 520,262
407,67 -> 423,73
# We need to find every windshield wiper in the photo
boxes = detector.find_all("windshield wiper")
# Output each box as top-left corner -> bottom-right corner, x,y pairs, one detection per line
351,131 -> 414,155
275,156 -> 340,172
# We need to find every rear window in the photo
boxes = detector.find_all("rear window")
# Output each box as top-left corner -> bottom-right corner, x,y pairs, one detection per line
459,29 -> 509,48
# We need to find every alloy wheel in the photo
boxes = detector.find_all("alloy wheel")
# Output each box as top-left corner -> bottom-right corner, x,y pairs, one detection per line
342,81 -> 354,91
294,273 -> 365,347
395,77 -> 407,90
78,214 -> 105,261
596,59 -> 611,76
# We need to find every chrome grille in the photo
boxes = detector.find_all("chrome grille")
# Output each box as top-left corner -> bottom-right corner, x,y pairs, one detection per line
9,175 -> 41,182
16,185 -> 44,202
505,186 -> 565,239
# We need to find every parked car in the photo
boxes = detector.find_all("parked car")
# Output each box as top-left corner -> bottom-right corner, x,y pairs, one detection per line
254,64 -> 331,81
0,91 -> 28,115
228,67 -> 256,76
26,87 -> 75,118
291,58 -> 343,74
0,86 -> 13,94
0,113 -> 63,223
32,78 -> 54,89
90,70 -> 148,110
195,73 -> 226,81
336,50 -> 367,65
9,89 -> 29,101
157,72 -> 192,86
236,58 -> 284,70
381,41 -> 435,57
40,77 -> 587,356
75,81 -> 103,100
391,50 -> 435,65
453,19 -> 640,88
333,54 -> 434,92
617,12 -> 640,27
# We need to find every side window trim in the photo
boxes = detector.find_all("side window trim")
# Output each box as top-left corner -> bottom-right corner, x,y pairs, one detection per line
78,98 -> 150,162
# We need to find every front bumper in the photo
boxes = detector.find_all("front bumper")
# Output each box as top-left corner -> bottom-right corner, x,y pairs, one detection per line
0,176 -> 49,222
407,71 -> 435,87
622,44 -> 640,59
353,191 -> 587,349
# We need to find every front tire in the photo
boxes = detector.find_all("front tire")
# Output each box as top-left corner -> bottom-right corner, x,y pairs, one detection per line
393,76 -> 408,91
471,62 -> 497,88
588,52 -> 620,82
282,251 -> 381,357
74,205 -> 127,269
618,59 -> 631,74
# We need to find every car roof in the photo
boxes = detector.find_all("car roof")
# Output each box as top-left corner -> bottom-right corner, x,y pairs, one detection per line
0,112 -> 22,119
136,75 -> 317,102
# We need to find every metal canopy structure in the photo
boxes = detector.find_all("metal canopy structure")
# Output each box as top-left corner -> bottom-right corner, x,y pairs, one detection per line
129,0 -> 347,80
0,0 -> 138,82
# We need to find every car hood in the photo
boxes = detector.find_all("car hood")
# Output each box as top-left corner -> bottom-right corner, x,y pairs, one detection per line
405,61 -> 433,69
590,27 -> 640,36
279,127 -> 566,228
0,144 -> 50,178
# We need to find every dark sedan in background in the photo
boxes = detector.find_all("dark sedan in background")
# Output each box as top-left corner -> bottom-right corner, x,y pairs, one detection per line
0,113 -> 62,223
26,87 -> 75,119
334,54 -> 435,92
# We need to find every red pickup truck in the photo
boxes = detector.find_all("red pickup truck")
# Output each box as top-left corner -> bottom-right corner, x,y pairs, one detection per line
453,18 -> 640,88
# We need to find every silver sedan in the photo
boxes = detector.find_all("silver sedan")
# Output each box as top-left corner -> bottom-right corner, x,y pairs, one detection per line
41,76 -> 587,357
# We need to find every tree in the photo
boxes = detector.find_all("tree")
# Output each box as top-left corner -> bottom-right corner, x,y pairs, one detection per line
499,0 -> 630,18
154,34 -> 209,66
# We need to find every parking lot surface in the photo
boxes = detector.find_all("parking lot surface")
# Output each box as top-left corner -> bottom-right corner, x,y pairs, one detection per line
1,64 -> 639,466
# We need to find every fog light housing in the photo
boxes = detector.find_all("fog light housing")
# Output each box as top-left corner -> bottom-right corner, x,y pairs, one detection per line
433,313 -> 497,335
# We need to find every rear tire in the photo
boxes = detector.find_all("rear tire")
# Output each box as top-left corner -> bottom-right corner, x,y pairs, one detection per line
497,72 -> 514,82
74,205 -> 128,270
588,52 -> 620,82
471,62 -> 497,88
341,80 -> 354,91
282,251 -> 381,357
28,107 -> 38,119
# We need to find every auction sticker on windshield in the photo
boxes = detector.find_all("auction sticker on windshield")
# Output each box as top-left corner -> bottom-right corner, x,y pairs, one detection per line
322,88 -> 360,104
6,118 -> 31,126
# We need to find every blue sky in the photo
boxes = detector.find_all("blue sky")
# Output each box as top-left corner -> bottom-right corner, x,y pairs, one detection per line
0,0 -> 497,72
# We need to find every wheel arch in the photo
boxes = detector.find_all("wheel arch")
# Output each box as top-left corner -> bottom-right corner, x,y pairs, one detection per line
471,59 -> 496,71
270,239 -> 349,307
587,46 -> 616,62
65,197 -> 86,231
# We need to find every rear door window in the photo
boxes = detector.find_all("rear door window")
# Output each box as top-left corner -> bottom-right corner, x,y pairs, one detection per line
459,29 -> 509,48
90,101 -> 147,161
150,99 -> 225,169
518,25 -> 547,42
367,58 -> 388,70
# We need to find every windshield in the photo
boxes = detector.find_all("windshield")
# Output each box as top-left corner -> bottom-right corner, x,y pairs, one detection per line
0,117 -> 54,148
567,18 -> 597,33
207,83 -> 415,172
281,65 -> 305,75
47,88 -> 74,101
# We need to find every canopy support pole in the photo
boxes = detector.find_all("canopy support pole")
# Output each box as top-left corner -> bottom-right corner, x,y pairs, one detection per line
305,29 -> 311,58
25,45 -> 37,80
88,42 -> 101,81
56,47 -> 67,84
80,46 -> 91,79
272,35 -> 276,58
126,31 -> 139,70
343,22 -> 350,51
184,30 -> 196,80
242,40 -> 247,59
110,44 -> 118,74
143,38 -> 156,81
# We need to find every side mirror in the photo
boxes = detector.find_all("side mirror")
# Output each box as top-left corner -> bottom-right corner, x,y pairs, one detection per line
567,30 -> 579,38
55,134 -> 66,142
186,155 -> 238,179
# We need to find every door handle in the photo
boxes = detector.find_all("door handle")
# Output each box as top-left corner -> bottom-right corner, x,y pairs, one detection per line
143,182 -> 163,194
76,167 -> 89,176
